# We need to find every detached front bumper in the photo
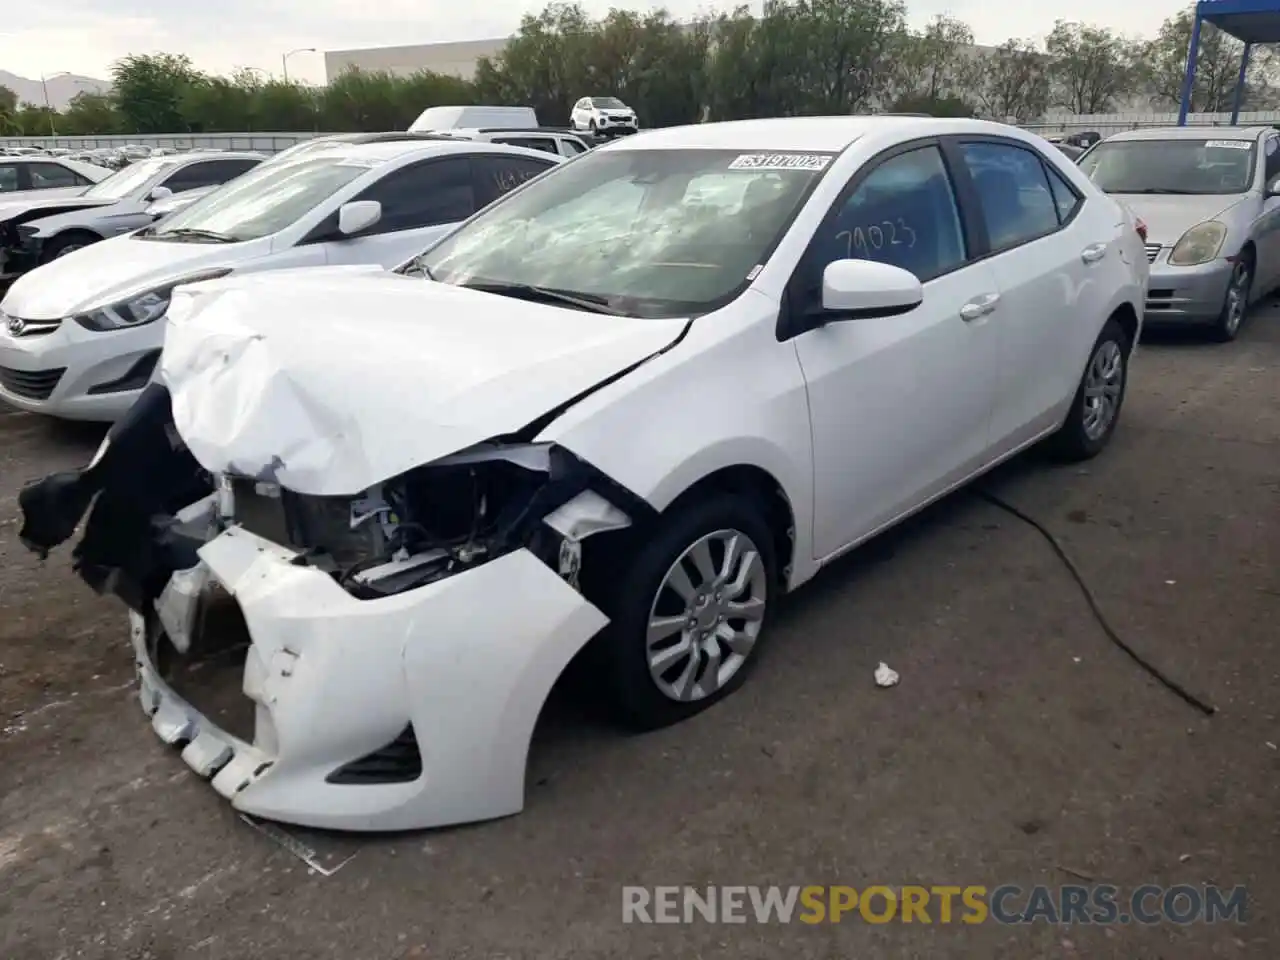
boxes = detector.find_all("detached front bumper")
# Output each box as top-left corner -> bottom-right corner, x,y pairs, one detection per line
132,525 -> 608,832
1144,252 -> 1233,324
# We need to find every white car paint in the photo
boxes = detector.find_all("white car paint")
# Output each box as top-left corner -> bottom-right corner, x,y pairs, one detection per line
0,139 -> 563,421
21,116 -> 1146,832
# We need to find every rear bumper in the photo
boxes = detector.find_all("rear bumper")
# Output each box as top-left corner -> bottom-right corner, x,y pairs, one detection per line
131,524 -> 608,832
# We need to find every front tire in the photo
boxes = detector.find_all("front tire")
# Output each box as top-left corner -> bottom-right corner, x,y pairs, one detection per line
1046,316 -> 1130,462
1211,254 -> 1252,342
593,494 -> 778,731
40,231 -> 99,264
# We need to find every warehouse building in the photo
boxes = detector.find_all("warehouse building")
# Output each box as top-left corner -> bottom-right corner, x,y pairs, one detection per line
325,38 -> 508,81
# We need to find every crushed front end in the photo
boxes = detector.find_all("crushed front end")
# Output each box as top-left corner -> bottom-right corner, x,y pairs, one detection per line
18,383 -> 648,831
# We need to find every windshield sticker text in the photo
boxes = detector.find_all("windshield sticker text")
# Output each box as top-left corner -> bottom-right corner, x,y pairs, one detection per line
729,154 -> 832,172
1204,140 -> 1252,151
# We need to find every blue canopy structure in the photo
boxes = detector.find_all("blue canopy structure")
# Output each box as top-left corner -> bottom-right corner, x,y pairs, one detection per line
1180,0 -> 1280,124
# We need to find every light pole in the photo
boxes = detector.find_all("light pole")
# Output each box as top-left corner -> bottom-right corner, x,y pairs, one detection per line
282,48 -> 316,83
41,71 -> 72,136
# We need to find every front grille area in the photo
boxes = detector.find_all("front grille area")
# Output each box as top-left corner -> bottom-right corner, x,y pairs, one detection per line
1145,243 -> 1161,263
0,365 -> 64,400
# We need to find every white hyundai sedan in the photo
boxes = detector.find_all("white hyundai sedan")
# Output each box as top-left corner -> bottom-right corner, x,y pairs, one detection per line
18,116 -> 1146,832
0,138 -> 561,420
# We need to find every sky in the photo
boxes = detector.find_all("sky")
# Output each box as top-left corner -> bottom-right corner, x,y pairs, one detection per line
2,0 -> 1196,86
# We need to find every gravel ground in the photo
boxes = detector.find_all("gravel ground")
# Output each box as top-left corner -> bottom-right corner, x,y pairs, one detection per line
0,311 -> 1277,959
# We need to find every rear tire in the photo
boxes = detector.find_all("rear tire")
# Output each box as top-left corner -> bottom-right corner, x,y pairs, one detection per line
1046,316 -> 1130,462
591,494 -> 778,732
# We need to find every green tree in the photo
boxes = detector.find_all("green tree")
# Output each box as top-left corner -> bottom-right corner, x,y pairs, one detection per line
61,92 -> 122,135
1045,21 -> 1138,115
1140,6 -> 1275,112
15,103 -> 60,136
256,81 -> 324,131
972,39 -> 1050,122
0,84 -> 19,135
705,8 -> 766,121
112,53 -> 206,133
891,14 -> 977,105
474,4 -> 597,125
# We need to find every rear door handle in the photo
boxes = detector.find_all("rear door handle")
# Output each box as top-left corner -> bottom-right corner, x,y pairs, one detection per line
960,293 -> 1000,321
1081,242 -> 1108,264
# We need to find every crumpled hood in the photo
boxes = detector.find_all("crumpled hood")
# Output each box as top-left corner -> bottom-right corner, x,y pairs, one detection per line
0,194 -> 113,227
1113,193 -> 1247,246
160,270 -> 689,495
1,231 -> 251,320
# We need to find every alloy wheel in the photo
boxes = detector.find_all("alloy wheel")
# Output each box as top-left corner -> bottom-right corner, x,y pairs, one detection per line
645,528 -> 768,702
1082,339 -> 1124,442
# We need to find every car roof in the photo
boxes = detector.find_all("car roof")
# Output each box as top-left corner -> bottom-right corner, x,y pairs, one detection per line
1104,126 -> 1271,142
602,116 -> 1033,153
285,138 -> 564,164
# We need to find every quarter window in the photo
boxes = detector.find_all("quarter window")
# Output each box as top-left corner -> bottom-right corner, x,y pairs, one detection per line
1044,163 -> 1082,225
0,165 -> 18,193
960,142 -> 1060,251
816,145 -> 967,283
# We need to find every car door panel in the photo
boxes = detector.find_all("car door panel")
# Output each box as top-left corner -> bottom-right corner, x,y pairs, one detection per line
789,143 -> 1000,559
953,139 -> 1102,452
1255,135 -> 1280,293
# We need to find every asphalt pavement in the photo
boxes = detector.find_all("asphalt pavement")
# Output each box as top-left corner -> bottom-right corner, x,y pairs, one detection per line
0,309 -> 1277,959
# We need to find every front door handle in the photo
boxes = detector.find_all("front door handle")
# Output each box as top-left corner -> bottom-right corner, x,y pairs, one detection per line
1081,242 -> 1108,264
960,293 -> 1000,321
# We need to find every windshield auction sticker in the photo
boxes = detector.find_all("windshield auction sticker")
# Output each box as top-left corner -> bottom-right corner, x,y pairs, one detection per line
1204,140 -> 1252,150
728,153 -> 833,171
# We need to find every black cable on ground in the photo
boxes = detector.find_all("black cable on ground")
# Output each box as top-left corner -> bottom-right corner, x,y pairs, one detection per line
975,488 -> 1217,717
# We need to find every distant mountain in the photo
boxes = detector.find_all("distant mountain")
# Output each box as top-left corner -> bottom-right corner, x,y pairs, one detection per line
0,71 -> 111,111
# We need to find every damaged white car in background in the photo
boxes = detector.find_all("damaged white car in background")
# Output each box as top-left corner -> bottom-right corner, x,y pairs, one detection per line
17,116 -> 1146,832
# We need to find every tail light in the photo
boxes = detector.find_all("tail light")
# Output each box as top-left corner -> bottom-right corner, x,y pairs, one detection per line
1134,216 -> 1148,243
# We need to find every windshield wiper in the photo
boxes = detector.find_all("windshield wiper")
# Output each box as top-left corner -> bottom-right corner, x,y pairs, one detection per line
155,228 -> 237,243
460,281 -> 626,315
1117,188 -> 1202,195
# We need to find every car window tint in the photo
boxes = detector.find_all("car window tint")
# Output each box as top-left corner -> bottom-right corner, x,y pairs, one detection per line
355,157 -> 476,233
28,163 -> 84,188
163,158 -> 260,192
493,136 -> 560,156
817,145 -> 967,283
471,154 -> 558,208
961,142 -> 1065,250
562,139 -> 587,156
1043,163 -> 1082,224
0,165 -> 18,192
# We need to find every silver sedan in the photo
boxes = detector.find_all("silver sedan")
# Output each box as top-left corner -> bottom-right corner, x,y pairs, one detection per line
1078,125 -> 1280,341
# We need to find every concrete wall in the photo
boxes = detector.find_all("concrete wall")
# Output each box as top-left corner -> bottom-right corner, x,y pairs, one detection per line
1025,110 -> 1280,136
0,133 -> 323,153
325,39 -> 508,81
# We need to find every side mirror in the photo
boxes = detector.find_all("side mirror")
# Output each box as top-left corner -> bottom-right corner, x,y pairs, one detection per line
820,259 -> 923,318
337,200 -> 382,237
148,185 -> 173,202
1266,177 -> 1280,198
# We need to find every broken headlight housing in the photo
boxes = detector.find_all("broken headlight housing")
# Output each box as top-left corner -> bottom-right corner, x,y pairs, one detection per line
221,442 -> 648,599
72,269 -> 233,332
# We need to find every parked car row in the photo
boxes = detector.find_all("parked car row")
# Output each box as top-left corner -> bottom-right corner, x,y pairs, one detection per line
11,115 -> 1160,837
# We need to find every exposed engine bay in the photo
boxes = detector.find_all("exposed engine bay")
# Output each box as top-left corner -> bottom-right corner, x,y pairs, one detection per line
18,382 -> 654,613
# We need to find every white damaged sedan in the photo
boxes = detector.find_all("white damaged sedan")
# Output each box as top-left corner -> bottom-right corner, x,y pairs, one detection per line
18,116 -> 1147,832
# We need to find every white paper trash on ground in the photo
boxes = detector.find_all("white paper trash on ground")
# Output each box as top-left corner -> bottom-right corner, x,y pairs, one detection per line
874,662 -> 900,688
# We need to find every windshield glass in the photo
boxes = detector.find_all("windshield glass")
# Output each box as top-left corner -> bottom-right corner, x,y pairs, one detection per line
264,138 -> 345,166
592,97 -> 627,109
85,157 -> 178,201
1079,138 -> 1257,195
151,154 -> 375,242
421,148 -> 832,318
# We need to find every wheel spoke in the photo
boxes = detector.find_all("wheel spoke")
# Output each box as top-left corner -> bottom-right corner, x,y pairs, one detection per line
697,642 -> 723,696
718,622 -> 757,656
725,596 -> 765,622
672,644 -> 700,700
718,534 -> 743,584
646,614 -> 686,645
688,539 -> 717,586
725,548 -> 761,598
649,633 -> 692,671
665,562 -> 698,603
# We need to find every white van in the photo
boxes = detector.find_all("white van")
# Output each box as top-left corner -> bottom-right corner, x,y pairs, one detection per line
409,105 -> 538,133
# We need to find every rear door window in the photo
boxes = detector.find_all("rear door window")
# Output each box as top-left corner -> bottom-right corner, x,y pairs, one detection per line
471,154 -> 559,208
958,141 -> 1061,251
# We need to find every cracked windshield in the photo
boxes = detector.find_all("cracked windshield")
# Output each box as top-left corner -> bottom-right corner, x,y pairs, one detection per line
421,149 -> 833,318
